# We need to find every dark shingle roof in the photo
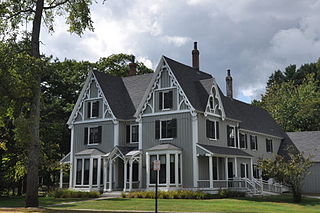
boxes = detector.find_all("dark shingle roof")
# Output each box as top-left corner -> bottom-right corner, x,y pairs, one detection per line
198,144 -> 252,157
287,131 -> 320,162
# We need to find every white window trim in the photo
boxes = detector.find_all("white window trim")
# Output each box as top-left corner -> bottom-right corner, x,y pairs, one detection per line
87,126 -> 100,145
88,100 -> 100,119
207,119 -> 218,141
161,90 -> 172,111
239,133 -> 247,149
227,125 -> 236,148
250,135 -> 258,151
241,163 -> 248,178
129,124 -> 139,144
266,138 -> 273,153
75,157 -> 100,186
159,118 -> 174,140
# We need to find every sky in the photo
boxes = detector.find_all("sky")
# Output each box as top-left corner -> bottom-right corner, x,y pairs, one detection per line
40,0 -> 320,103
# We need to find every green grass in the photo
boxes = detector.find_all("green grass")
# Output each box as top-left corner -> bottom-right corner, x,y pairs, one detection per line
50,195 -> 320,213
0,196 -> 88,208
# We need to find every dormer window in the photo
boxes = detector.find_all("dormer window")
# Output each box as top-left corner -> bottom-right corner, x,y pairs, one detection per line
159,90 -> 173,110
209,96 -> 214,109
87,101 -> 99,118
227,125 -> 236,147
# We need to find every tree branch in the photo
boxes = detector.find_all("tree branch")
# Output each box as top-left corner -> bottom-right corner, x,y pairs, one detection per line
43,0 -> 70,10
8,8 -> 35,19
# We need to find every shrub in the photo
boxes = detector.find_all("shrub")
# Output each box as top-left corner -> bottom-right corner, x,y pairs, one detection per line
126,190 -> 214,199
52,189 -> 100,198
218,189 -> 246,198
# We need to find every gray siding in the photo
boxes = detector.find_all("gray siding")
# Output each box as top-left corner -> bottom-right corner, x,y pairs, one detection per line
142,112 -> 194,187
302,162 -> 320,193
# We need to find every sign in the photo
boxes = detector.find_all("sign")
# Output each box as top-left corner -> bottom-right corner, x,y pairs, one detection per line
153,160 -> 160,171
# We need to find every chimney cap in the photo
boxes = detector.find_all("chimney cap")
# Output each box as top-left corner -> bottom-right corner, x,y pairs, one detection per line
194,41 -> 198,50
131,55 -> 135,63
227,69 -> 231,76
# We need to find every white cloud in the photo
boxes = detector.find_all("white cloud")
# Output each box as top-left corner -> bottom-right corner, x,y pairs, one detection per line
162,36 -> 191,47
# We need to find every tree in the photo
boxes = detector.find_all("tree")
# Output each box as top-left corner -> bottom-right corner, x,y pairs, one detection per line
258,149 -> 312,203
0,0 -> 96,207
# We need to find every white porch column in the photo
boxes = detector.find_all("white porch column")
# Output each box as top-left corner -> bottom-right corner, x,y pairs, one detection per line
225,157 -> 228,188
216,157 -> 219,180
175,153 -> 179,188
191,115 -> 199,188
129,160 -> 133,191
166,153 -> 170,188
209,155 -> 213,189
114,120 -> 119,146
250,158 -> 253,179
103,159 -> 107,192
123,160 -> 127,192
59,167 -> 63,188
146,153 -> 150,188
89,158 -> 93,191
69,126 -> 74,188
234,157 -> 238,178
138,120 -> 142,150
138,154 -> 142,189
108,159 -> 113,191
97,157 -> 101,190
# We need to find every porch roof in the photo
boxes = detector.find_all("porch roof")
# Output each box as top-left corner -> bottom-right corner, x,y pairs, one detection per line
75,148 -> 106,156
147,143 -> 181,151
60,152 -> 70,163
197,144 -> 252,157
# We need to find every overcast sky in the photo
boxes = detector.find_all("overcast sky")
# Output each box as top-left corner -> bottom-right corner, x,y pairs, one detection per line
40,0 -> 320,103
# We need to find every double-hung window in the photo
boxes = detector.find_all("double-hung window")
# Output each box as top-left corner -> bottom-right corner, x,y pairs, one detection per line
159,90 -> 173,110
239,133 -> 248,149
227,125 -> 236,147
250,135 -> 258,150
155,119 -> 177,140
87,101 -> 99,118
84,126 -> 102,145
126,124 -> 139,143
266,139 -> 273,153
206,119 -> 219,140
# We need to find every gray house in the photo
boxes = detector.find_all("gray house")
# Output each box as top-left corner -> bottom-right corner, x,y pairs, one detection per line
287,131 -> 320,194
60,42 -> 294,193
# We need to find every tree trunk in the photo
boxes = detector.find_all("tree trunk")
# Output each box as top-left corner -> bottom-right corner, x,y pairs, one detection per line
25,0 -> 44,208
292,187 -> 302,203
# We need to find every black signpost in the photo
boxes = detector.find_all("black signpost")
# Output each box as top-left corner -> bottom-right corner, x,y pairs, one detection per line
153,160 -> 160,213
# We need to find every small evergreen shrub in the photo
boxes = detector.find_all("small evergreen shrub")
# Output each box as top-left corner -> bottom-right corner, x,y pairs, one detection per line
52,189 -> 100,198
218,189 -> 246,198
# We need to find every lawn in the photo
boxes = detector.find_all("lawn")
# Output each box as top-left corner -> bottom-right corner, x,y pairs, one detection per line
49,195 -> 320,213
0,196 -> 88,208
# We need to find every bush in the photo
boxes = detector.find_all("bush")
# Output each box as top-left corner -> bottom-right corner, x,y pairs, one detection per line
52,189 -> 100,198
126,190 -> 215,199
218,189 -> 246,198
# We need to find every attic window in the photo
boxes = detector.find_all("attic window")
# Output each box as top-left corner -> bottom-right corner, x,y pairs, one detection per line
87,101 -> 99,118
209,96 -> 214,109
159,90 -> 173,110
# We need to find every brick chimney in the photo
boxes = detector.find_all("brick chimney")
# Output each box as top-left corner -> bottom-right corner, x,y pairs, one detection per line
128,55 -> 137,76
192,41 -> 199,70
226,69 -> 233,99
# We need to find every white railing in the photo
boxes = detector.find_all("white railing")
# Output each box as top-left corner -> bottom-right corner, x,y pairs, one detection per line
261,180 -> 283,193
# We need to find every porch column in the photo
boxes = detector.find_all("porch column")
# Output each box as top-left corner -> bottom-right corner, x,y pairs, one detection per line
209,155 -> 213,189
166,153 -> 170,188
234,157 -> 238,178
69,126 -> 74,188
138,154 -> 142,189
225,157 -> 228,188
97,157 -> 101,190
175,153 -> 179,188
129,160 -> 133,191
108,159 -> 113,191
59,167 -> 63,188
89,158 -> 93,191
146,153 -> 150,188
216,157 -> 219,180
103,159 -> 107,192
250,158 -> 253,179
123,160 -> 127,192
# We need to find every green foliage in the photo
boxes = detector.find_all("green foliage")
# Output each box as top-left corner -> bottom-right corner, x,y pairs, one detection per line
52,189 -> 100,198
258,149 -> 312,203
123,190 -> 245,199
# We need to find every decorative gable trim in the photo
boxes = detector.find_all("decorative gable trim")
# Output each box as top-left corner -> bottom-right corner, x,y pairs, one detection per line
67,71 -> 116,126
204,79 -> 226,120
134,56 -> 195,120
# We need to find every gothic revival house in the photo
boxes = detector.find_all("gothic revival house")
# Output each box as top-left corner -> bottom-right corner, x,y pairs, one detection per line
60,43 -> 294,194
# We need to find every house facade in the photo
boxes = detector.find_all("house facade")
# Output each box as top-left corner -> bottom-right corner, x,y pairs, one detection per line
60,43 -> 293,193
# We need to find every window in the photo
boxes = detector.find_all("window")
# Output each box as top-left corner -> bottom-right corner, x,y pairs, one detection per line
170,154 -> 175,184
155,119 -> 177,139
87,101 -> 99,118
253,164 -> 260,179
83,159 -> 90,185
76,159 -> 82,185
126,124 -> 139,143
126,162 -> 139,182
206,120 -> 219,140
240,163 -> 249,178
239,133 -> 247,149
250,135 -> 258,150
75,158 -> 100,186
209,96 -> 214,109
159,155 -> 166,184
84,126 -> 102,145
227,125 -> 236,147
150,155 -> 157,184
159,90 -> 173,110
266,139 -> 273,153
92,159 -> 98,185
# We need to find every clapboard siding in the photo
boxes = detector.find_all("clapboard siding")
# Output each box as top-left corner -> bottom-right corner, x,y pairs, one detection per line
302,163 -> 320,193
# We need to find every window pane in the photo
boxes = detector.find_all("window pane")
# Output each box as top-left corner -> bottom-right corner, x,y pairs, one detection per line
76,159 -> 82,185
92,101 -> 99,117
164,91 -> 172,109
161,121 -> 167,138
133,162 -> 139,182
84,159 -> 90,185
178,154 -> 181,184
100,159 -> 104,186
159,155 -> 166,184
131,125 -> 139,142
170,154 -> 175,184
93,159 -> 98,185
89,127 -> 99,144
150,155 -> 157,184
